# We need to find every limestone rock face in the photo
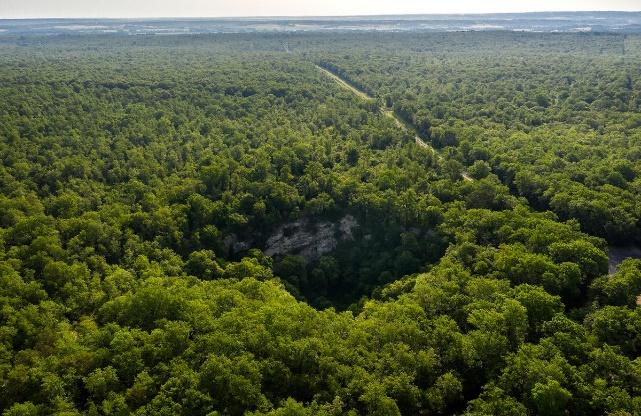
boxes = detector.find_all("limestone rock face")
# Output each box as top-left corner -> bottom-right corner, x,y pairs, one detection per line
265,215 -> 358,260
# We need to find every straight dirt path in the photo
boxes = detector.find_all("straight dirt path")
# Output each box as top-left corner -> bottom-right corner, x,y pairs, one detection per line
316,66 -> 374,101
316,64 -> 473,181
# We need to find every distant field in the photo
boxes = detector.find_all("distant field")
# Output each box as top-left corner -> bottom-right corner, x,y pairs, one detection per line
1,11 -> 641,35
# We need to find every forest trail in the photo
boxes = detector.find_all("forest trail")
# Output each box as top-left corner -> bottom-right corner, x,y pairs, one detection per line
317,64 -> 473,182
316,65 -> 374,101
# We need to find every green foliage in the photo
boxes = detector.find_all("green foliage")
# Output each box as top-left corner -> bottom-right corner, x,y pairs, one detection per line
311,31 -> 641,244
1,31 -> 641,416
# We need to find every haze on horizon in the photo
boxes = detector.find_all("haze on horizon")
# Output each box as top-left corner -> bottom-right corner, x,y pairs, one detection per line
2,0 -> 641,19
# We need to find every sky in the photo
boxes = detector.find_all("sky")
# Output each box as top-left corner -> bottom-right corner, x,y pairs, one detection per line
2,0 -> 641,19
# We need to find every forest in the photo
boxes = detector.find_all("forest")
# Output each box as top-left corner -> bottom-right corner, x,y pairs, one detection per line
0,31 -> 640,415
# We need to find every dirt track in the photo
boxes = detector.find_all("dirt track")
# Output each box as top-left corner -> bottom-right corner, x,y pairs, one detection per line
317,64 -> 473,182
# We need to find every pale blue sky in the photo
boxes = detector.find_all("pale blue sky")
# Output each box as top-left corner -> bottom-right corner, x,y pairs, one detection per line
2,0 -> 641,19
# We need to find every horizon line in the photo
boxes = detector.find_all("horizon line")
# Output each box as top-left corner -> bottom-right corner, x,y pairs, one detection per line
2,10 -> 641,21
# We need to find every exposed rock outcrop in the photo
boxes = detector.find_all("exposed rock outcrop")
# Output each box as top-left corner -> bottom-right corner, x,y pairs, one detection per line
265,215 -> 358,261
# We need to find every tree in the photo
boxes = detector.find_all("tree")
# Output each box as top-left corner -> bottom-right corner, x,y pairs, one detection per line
186,250 -> 224,280
531,379 -> 571,416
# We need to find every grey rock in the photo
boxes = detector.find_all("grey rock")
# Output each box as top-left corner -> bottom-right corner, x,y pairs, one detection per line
265,215 -> 358,261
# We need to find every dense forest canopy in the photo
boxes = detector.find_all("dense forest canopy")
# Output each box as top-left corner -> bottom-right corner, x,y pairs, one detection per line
304,32 -> 641,243
0,31 -> 640,415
